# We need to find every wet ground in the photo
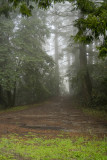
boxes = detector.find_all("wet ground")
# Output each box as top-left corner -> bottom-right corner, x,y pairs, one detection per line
0,97 -> 107,137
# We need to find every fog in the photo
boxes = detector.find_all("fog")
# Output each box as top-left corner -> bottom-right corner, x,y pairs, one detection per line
0,1 -> 107,110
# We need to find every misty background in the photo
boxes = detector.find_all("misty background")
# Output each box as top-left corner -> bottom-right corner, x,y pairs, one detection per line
0,0 -> 107,112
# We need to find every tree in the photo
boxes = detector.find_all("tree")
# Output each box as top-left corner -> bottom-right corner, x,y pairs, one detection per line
0,7 -> 57,108
0,14 -> 17,107
73,0 -> 107,58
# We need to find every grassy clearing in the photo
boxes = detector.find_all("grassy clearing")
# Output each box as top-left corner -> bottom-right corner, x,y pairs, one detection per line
0,133 -> 106,160
82,108 -> 107,121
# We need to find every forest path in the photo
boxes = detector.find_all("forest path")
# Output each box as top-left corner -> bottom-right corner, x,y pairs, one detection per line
0,97 -> 107,137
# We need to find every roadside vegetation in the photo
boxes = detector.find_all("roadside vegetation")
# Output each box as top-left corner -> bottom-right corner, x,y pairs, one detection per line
82,107 -> 107,121
0,105 -> 29,113
0,103 -> 40,113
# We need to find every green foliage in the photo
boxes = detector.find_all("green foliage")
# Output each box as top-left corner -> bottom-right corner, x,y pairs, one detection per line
98,38 -> 107,58
0,134 -> 106,160
20,3 -> 32,16
82,107 -> 107,121
0,101 -> 46,113
73,0 -> 96,14
1,0 -> 107,58
0,7 -> 58,107
74,1 -> 107,57
0,105 -> 29,113
0,2 -> 12,17
13,8 -> 58,103
69,59 -> 107,108
0,0 -> 52,17
89,62 -> 107,109
0,15 -> 19,91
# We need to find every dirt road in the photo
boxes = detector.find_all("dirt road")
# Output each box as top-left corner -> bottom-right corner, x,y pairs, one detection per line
0,97 -> 107,137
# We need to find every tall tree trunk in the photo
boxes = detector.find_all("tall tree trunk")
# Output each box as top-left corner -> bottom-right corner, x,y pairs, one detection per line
0,85 -> 7,107
12,84 -> 16,107
67,52 -> 71,94
78,10 -> 92,103
79,44 -> 92,102
7,90 -> 12,107
54,5 -> 60,95
54,31 -> 59,95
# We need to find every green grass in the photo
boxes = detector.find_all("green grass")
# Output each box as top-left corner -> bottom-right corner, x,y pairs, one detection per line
0,134 -> 106,160
82,108 -> 107,121
0,101 -> 50,114
0,105 -> 29,113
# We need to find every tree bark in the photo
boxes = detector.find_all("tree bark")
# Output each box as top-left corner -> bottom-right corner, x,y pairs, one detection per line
7,90 -> 12,107
12,84 -> 16,107
54,31 -> 60,95
78,10 -> 92,103
0,85 -> 7,107
79,43 -> 92,102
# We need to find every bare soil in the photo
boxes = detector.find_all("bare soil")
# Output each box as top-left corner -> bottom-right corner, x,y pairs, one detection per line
0,97 -> 107,138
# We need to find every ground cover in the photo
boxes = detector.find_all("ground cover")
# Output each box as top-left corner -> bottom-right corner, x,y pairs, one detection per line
0,133 -> 107,160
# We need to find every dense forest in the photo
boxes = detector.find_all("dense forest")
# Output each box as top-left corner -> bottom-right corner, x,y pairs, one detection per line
0,1 -> 107,159
0,0 -> 107,111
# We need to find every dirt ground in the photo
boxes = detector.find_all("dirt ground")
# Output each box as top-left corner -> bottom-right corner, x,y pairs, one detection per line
0,97 -> 107,138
